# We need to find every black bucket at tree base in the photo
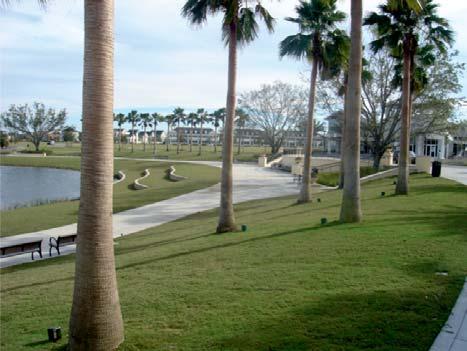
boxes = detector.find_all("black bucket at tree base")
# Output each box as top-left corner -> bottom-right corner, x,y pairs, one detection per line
432,161 -> 442,177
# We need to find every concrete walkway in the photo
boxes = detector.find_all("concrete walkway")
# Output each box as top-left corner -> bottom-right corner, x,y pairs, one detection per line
0,163 -> 328,268
441,165 -> 467,185
430,278 -> 467,351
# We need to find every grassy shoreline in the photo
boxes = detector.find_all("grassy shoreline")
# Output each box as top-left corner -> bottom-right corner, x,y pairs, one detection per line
0,156 -> 221,236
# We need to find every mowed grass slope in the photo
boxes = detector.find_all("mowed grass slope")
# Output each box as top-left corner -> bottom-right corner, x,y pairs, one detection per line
1,175 -> 466,350
0,156 -> 221,236
12,142 -> 269,162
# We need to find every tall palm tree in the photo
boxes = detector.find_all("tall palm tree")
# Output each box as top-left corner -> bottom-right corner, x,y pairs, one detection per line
172,107 -> 186,155
126,110 -> 140,153
139,113 -> 152,152
210,108 -> 226,153
3,0 -> 125,347
235,108 -> 249,155
69,0 -> 124,349
187,112 -> 198,152
364,0 -> 453,195
182,0 -> 275,233
339,0 -> 363,223
165,114 -> 175,152
114,112 -> 126,152
151,112 -> 165,156
280,0 -> 347,204
196,108 -> 209,156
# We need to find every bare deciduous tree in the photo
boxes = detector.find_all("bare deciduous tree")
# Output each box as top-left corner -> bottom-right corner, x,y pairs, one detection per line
239,81 -> 307,154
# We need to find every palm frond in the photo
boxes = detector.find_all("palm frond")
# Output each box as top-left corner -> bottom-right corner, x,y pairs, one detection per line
279,33 -> 313,61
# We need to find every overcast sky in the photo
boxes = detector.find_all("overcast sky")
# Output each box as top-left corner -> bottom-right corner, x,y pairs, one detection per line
1,0 -> 466,128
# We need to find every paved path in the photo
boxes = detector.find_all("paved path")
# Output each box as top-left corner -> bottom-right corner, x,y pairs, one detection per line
0,162 -> 327,268
441,165 -> 467,185
430,278 -> 467,351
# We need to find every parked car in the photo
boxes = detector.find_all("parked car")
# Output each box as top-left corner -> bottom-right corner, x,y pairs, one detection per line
393,151 -> 416,164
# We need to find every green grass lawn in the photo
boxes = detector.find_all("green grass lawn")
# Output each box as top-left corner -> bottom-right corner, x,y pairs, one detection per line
1,175 -> 466,350
317,166 -> 382,187
9,142 -> 270,162
0,156 -> 221,236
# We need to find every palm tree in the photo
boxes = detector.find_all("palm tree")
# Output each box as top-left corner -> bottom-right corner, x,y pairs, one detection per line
165,114 -> 175,152
69,0 -> 124,349
235,108 -> 249,155
339,0 -> 364,223
183,0 -> 275,233
196,108 -> 209,156
172,107 -> 186,155
280,0 -> 347,204
364,0 -> 453,195
187,112 -> 198,152
126,110 -> 140,153
139,113 -> 152,152
114,112 -> 126,152
210,108 -> 226,153
151,112 -> 164,156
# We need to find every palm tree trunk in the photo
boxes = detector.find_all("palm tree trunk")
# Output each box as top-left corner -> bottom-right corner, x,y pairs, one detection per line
395,46 -> 411,195
340,0 -> 363,223
143,127 -> 146,151
190,122 -> 193,152
214,125 -> 218,153
177,120 -> 181,154
338,87 -> 347,190
166,123 -> 170,152
217,21 -> 238,233
131,122 -> 135,152
153,122 -> 157,156
237,127 -> 242,155
198,121 -> 203,156
297,58 -> 318,204
69,1 -> 124,349
118,126 -> 122,152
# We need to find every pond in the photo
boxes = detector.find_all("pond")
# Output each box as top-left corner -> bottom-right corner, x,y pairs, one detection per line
0,166 -> 80,210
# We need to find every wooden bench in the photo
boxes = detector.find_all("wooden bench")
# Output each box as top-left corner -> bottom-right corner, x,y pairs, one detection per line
0,240 -> 43,260
49,234 -> 77,256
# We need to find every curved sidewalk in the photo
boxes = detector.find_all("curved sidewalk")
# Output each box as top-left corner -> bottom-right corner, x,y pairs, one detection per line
0,163 -> 328,268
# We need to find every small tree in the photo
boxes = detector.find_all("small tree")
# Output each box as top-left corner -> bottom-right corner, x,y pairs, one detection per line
63,125 -> 78,143
1,102 -> 66,151
0,132 -> 9,148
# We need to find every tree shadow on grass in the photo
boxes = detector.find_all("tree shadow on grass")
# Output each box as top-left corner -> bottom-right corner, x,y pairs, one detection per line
215,279 -> 463,351
117,222 -> 341,272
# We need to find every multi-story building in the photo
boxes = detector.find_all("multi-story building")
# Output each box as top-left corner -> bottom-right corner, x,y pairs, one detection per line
168,127 -> 214,145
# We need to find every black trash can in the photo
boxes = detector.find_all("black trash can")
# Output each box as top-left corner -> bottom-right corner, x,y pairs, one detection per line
431,161 -> 442,177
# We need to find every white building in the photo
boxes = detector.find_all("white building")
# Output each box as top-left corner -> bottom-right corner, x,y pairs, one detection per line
168,127 -> 214,145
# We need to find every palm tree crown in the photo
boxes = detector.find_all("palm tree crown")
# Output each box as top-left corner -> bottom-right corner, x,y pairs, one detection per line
279,0 -> 348,68
364,0 -> 453,64
182,0 -> 275,46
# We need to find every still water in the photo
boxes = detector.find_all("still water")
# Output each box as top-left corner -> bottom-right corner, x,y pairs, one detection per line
0,166 -> 80,210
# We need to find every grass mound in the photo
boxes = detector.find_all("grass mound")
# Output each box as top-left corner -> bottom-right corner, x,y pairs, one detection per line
0,157 -> 221,236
